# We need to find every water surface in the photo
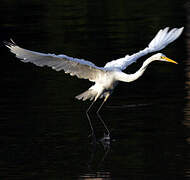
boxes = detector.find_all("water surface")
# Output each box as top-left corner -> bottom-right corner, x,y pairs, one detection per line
0,0 -> 189,179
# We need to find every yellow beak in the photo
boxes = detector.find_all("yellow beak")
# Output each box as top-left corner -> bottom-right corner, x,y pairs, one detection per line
162,56 -> 178,64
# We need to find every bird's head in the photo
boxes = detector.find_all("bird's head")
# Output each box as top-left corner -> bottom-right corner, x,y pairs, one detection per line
150,53 -> 178,64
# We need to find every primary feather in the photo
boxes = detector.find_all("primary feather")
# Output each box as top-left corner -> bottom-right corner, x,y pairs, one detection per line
104,27 -> 184,70
4,40 -> 106,82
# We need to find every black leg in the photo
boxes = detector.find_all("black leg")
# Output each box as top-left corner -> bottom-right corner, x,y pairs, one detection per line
96,94 -> 110,137
86,100 -> 96,141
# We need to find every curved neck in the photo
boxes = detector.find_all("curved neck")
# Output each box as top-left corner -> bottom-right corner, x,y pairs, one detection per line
116,57 -> 154,82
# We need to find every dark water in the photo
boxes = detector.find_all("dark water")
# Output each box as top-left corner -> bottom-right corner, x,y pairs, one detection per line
0,0 -> 189,179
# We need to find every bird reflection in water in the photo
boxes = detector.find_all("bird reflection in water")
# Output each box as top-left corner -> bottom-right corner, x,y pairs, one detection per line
86,132 -> 111,172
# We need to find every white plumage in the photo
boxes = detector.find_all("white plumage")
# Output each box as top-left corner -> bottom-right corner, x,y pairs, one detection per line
104,27 -> 183,70
4,26 -> 183,102
4,27 -> 183,136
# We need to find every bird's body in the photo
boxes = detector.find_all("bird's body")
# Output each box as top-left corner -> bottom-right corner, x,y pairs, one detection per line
4,27 -> 184,137
76,52 -> 179,102
76,69 -> 118,101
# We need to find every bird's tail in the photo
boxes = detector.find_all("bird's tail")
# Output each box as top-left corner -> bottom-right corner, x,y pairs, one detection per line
75,89 -> 98,101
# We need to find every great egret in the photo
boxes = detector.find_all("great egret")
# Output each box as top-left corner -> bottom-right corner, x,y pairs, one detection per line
4,27 -> 183,136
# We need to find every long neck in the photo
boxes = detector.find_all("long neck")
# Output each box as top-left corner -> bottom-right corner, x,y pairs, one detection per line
116,57 -> 154,82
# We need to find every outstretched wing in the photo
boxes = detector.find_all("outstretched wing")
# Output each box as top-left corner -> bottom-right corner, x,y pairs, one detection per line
104,27 -> 184,70
4,40 -> 106,82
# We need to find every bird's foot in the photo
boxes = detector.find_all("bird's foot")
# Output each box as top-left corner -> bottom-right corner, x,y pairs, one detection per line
99,133 -> 111,150
100,133 -> 111,142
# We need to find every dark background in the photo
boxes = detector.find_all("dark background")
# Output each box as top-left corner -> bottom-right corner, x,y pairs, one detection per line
0,0 -> 189,179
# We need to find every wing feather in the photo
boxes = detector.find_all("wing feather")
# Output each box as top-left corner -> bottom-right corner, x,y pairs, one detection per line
104,27 -> 184,70
4,41 -> 106,82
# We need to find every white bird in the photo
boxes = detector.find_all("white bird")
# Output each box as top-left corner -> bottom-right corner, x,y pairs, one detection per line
4,27 -> 184,136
